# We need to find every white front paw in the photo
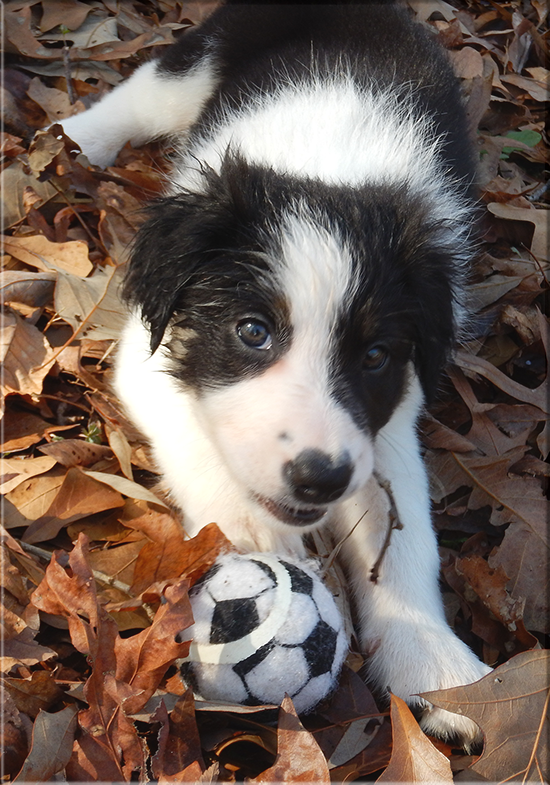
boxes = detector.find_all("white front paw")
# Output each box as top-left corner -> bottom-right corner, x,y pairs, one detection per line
57,114 -> 120,168
417,701 -> 484,751
368,631 -> 491,748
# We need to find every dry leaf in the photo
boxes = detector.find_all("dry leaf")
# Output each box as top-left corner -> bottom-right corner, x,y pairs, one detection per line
487,203 -> 548,262
12,705 -> 78,783
455,347 -> 548,414
4,671 -> 65,719
53,264 -> 126,339
38,439 -> 113,468
26,77 -> 81,124
151,691 -> 204,779
40,0 -> 93,33
130,520 -> 232,595
252,696 -> 330,783
23,467 -> 125,544
376,695 -> 453,783
0,311 -> 56,416
1,270 -> 57,309
316,667 -> 390,779
1,456 -> 57,495
422,651 -> 549,782
3,235 -> 93,277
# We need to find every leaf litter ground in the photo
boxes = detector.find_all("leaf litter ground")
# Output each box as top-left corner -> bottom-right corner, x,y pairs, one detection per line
1,0 -> 548,782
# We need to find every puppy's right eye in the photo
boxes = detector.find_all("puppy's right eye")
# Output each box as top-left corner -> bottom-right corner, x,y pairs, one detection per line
236,319 -> 273,350
363,345 -> 388,371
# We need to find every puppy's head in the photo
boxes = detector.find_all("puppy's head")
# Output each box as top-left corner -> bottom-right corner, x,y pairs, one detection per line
124,156 -> 461,529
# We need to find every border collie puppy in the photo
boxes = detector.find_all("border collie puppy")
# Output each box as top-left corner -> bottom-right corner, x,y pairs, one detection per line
60,0 -> 491,745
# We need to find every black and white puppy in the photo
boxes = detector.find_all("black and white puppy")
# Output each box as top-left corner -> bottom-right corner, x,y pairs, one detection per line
60,0 -> 491,745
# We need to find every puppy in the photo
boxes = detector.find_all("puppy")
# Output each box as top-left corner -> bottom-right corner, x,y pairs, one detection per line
60,0 -> 491,745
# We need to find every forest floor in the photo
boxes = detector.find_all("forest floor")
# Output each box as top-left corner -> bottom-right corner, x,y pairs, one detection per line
1,0 -> 548,782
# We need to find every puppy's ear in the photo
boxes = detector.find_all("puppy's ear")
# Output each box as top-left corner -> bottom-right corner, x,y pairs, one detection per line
408,247 -> 458,405
123,177 -> 238,353
124,156 -> 275,353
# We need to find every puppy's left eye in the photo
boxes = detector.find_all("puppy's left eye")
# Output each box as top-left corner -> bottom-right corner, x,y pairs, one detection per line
236,319 -> 273,350
363,345 -> 388,371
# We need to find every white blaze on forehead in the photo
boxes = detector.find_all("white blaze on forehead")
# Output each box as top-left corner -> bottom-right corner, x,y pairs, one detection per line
276,209 -> 358,371
197,210 -> 373,495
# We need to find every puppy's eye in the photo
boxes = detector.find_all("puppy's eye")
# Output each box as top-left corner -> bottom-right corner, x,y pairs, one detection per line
363,345 -> 388,371
236,319 -> 273,350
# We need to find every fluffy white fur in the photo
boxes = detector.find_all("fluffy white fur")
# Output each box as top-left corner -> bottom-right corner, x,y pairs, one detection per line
60,49 -> 491,747
60,60 -> 216,169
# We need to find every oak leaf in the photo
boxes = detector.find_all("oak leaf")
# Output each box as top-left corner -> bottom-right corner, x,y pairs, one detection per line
422,651 -> 549,782
252,695 -> 330,783
376,695 -> 453,783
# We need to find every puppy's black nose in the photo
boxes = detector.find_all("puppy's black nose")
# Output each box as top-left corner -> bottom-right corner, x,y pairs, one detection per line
284,449 -> 352,504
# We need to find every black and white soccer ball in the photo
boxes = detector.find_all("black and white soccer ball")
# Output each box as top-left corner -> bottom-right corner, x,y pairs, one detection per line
180,552 -> 348,713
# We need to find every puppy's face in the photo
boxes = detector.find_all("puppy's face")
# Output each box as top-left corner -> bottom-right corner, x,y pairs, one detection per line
126,159 -> 456,530
165,212 -> 413,530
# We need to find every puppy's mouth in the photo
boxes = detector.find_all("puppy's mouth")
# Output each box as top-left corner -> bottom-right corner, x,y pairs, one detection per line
254,495 -> 328,526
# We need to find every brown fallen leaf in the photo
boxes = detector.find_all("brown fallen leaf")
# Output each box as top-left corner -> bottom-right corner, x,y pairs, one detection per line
52,264 -> 123,340
38,439 -> 113,469
3,235 -> 93,277
0,405 -> 75,452
422,651 -> 549,782
487,202 -> 548,262
40,0 -> 93,33
448,367 -> 526,456
1,456 -> 57,495
455,347 -> 548,414
26,77 -> 82,125
114,580 -> 193,714
0,690 -> 30,779
4,671 -> 65,719
314,666 -> 390,778
151,690 -> 204,779
0,310 -> 56,417
376,695 -> 453,783
0,270 -> 56,309
22,467 -> 125,544
12,705 -> 78,783
427,447 -> 548,632
489,514 -> 549,635
4,467 -> 67,529
500,73 -> 548,103
1,161 -> 56,230
130,519 -> 233,594
457,555 -> 524,628
32,535 -> 192,780
252,695 -> 330,783
82,468 -> 170,508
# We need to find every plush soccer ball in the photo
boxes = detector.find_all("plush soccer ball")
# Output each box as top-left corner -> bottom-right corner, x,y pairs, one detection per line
180,552 -> 348,713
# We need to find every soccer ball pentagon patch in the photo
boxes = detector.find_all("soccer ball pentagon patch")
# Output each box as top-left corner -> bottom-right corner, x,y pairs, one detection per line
180,552 -> 348,713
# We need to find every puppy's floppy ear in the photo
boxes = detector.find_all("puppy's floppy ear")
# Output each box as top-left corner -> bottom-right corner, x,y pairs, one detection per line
123,173 -> 240,353
407,245 -> 458,405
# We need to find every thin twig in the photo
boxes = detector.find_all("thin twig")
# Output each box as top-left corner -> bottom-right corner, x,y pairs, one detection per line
322,507 -> 370,576
63,44 -> 76,105
369,473 -> 402,584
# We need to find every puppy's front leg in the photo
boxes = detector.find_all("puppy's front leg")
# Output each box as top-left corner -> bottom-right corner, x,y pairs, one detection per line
337,373 -> 491,748
58,58 -> 217,167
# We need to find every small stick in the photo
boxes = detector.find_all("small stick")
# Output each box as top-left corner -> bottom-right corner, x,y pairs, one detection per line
60,26 -> 76,105
369,474 -> 402,584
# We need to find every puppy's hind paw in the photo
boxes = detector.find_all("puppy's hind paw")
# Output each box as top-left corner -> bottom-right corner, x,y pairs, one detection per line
418,703 -> 483,753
